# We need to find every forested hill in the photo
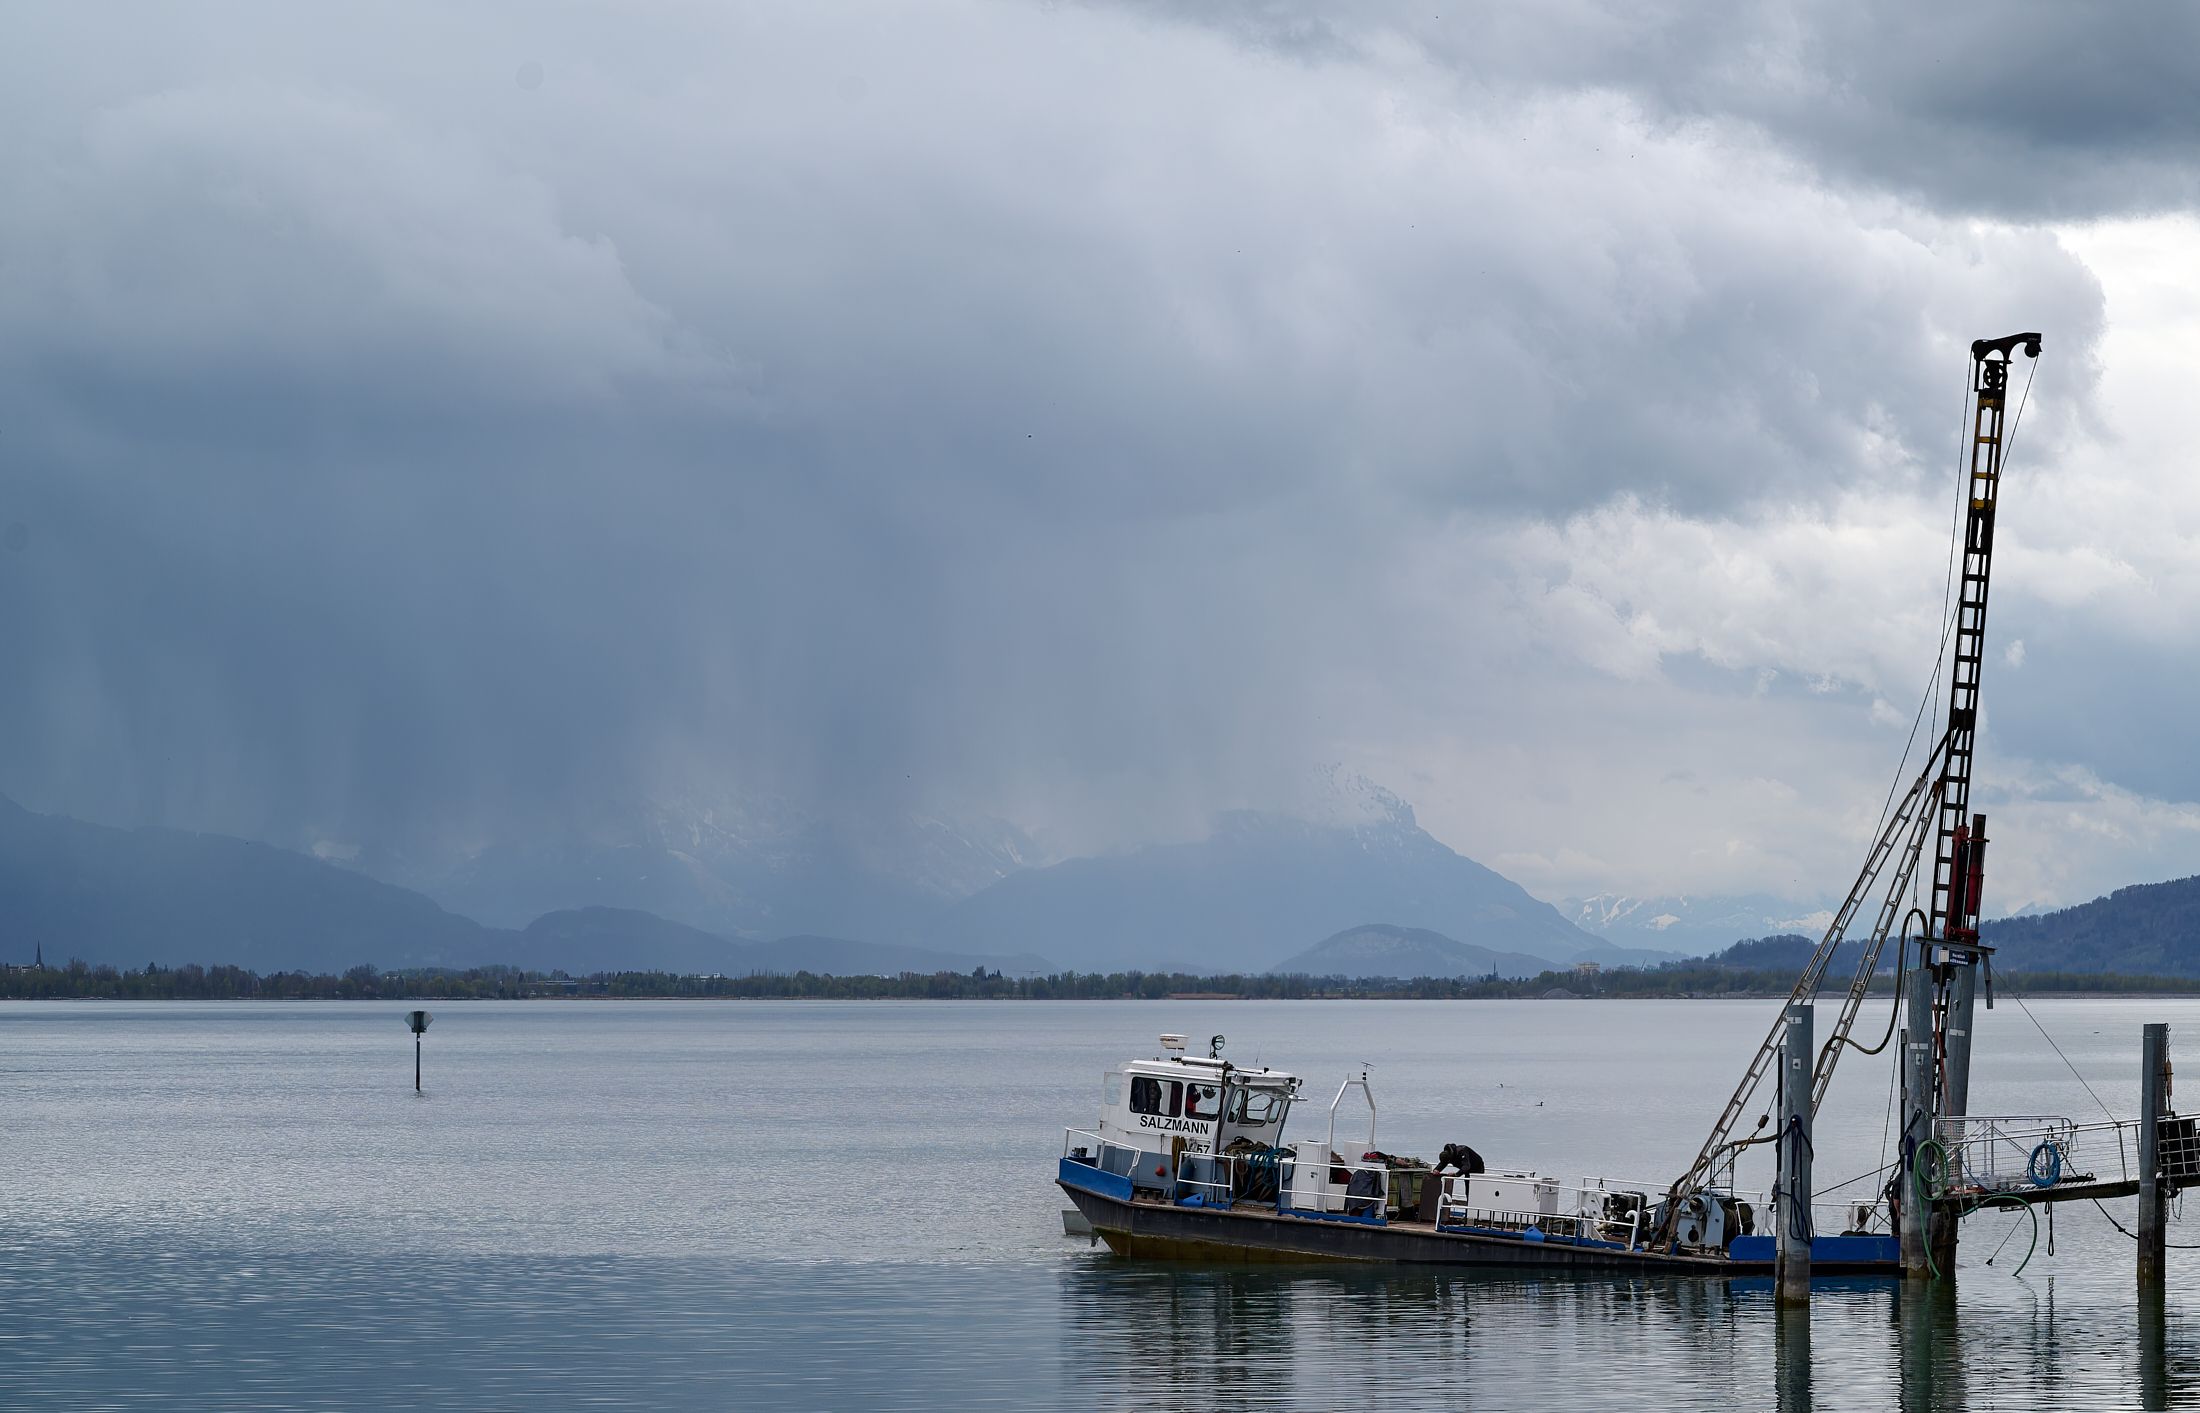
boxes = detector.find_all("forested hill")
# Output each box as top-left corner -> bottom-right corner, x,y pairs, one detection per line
1981,876 -> 2200,977
1699,935 -> 1863,973
1696,876 -> 2200,979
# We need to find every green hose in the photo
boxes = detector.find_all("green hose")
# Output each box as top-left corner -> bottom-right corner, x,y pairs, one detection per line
1912,1139 -> 1952,1279
1917,1139 -> 1951,1199
1910,1138 -> 2040,1277
1972,1194 -> 2040,1274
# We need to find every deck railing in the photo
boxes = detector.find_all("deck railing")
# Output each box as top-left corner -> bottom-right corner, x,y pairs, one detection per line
1278,1153 -> 1391,1219
1930,1112 -> 2200,1197
1061,1126 -> 1146,1182
1435,1175 -> 1648,1250
1931,1114 -> 2100,1193
1173,1151 -> 1237,1205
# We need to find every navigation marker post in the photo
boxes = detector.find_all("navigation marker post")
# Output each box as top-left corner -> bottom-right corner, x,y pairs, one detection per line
407,1010 -> 433,1093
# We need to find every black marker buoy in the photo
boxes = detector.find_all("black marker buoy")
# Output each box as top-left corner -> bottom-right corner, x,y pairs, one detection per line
407,1009 -> 433,1092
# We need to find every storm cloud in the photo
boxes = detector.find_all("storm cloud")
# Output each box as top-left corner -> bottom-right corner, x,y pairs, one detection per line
0,2 -> 2190,910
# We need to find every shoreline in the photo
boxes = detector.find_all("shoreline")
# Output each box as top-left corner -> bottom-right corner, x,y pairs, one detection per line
9,987 -> 2200,1003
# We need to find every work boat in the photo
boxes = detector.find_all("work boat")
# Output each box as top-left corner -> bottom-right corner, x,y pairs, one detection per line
1058,331 -> 2060,1278
1057,1034 -> 1899,1272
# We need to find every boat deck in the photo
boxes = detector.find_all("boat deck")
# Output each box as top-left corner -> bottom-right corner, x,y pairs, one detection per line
1059,1159 -> 1902,1276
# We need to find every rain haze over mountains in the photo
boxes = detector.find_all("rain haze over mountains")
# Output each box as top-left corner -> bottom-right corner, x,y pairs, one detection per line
7,3 -> 2200,975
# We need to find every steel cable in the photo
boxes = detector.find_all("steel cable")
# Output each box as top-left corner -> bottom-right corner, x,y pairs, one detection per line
2090,1198 -> 2200,1250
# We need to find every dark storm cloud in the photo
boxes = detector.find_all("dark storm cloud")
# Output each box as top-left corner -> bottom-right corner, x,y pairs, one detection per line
0,1 -> 2117,864
1102,0 -> 2200,220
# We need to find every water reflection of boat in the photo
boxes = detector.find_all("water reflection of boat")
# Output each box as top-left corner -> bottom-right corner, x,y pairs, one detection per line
1057,1033 -> 1897,1274
1052,1261 -> 1874,1410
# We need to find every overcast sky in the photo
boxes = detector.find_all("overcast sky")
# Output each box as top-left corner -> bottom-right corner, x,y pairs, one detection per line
3,1 -> 2198,912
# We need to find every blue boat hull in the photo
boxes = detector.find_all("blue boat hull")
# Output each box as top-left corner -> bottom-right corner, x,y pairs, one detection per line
1059,1159 -> 1899,1275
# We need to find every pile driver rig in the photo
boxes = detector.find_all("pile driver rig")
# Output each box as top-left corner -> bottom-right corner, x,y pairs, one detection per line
1657,332 -> 2042,1250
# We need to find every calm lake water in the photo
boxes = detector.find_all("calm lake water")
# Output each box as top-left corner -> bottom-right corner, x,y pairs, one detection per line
1,997 -> 2197,1409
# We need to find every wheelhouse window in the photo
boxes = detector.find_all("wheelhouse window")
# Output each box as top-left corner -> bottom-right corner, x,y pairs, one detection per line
1184,1084 -> 1220,1120
1128,1076 -> 1182,1117
1103,1072 -> 1124,1108
1228,1089 -> 1282,1124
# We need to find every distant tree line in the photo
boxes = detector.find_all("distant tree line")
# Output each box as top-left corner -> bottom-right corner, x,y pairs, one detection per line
0,960 -> 547,1000
3,958 -> 2197,1001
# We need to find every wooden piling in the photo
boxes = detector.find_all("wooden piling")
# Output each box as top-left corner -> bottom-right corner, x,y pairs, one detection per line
1777,1002 -> 1813,1306
2139,1021 -> 2167,1284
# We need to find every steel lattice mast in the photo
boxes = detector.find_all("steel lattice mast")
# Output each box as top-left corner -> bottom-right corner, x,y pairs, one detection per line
1919,332 -> 2039,1120
1659,334 -> 2039,1238
1930,336 -> 2032,951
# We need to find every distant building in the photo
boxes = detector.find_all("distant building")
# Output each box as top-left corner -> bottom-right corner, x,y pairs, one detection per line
1573,960 -> 1601,977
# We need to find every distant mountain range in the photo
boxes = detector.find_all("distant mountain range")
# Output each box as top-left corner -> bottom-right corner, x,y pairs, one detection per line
19,780 -> 2194,983
1565,893 -> 1836,958
0,783 -> 1678,977
1271,924 -> 1557,980
416,776 -> 1687,974
406,793 -> 1045,941
514,908 -> 1051,978
932,787 -> 1673,972
0,792 -> 492,973
0,795 -> 1046,976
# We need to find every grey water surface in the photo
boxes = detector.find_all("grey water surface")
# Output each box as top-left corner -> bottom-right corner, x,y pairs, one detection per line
2,997 -> 2197,1409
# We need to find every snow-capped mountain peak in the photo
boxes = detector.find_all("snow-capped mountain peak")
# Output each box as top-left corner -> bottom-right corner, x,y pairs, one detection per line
1564,893 -> 1837,957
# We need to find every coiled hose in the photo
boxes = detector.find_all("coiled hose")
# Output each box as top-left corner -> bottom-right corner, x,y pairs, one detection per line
1912,1138 -> 1952,1279
1909,1139 -> 2043,1277
1234,1147 -> 1284,1204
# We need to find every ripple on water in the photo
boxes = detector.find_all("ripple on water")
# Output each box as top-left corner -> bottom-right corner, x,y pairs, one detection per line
1,998 -> 2197,1408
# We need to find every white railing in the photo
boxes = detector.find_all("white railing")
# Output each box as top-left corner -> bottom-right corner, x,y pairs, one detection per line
1166,1147 -> 1379,1214
1435,1175 -> 1651,1249
1931,1114 -> 2095,1193
1174,1151 -> 1236,1205
1061,1126 -> 1146,1181
1815,1198 -> 1886,1235
1929,1113 -> 2200,1197
1756,1193 -> 1888,1239
1066,1128 -> 1304,1207
1280,1152 -> 1391,1219
1436,1194 -> 1639,1248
